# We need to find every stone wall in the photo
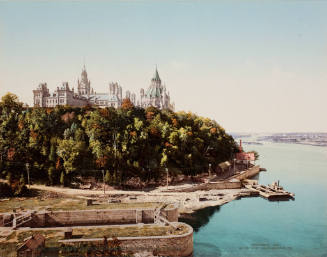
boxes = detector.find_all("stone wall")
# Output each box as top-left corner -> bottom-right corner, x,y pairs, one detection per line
59,222 -> 193,257
28,206 -> 179,228
38,209 -> 144,227
141,209 -> 155,223
0,213 -> 13,227
173,180 -> 242,192
231,165 -> 260,180
173,165 -> 261,193
161,203 -> 179,222
1,205 -> 179,228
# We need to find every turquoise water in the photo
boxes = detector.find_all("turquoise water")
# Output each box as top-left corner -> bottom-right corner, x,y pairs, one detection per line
188,143 -> 327,257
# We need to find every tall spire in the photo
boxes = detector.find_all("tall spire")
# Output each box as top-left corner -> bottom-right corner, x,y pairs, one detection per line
78,64 -> 91,95
152,66 -> 161,82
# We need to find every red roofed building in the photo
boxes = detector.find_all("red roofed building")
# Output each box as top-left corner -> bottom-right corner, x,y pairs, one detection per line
236,151 -> 255,161
17,233 -> 45,257
236,140 -> 255,161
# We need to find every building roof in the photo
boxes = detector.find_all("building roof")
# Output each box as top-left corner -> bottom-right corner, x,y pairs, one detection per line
146,67 -> 164,98
152,67 -> 161,82
218,161 -> 231,170
146,86 -> 162,98
17,233 -> 45,251
83,93 -> 120,103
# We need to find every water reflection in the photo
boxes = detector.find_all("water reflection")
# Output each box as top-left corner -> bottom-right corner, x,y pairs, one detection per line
193,242 -> 221,257
179,205 -> 220,232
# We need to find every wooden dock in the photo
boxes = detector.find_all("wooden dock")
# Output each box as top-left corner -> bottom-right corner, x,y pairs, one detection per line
243,180 -> 295,200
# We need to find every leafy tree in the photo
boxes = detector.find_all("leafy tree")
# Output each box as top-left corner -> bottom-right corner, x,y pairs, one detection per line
57,139 -> 85,168
249,150 -> 260,160
121,98 -> 134,110
0,92 -> 240,189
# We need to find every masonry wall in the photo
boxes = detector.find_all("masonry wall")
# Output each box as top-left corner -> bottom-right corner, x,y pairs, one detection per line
29,207 -> 178,228
231,165 -> 260,181
60,222 -> 193,257
39,209 -> 144,227
161,203 -> 179,222
0,213 -> 13,227
1,205 -> 179,228
119,228 -> 193,257
174,180 -> 242,192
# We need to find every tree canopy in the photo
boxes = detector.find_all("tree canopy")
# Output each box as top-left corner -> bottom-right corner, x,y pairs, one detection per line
0,93 -> 238,187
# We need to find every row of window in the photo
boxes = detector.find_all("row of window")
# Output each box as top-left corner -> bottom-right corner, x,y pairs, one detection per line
35,92 -> 65,97
46,99 -> 65,104
95,101 -> 117,107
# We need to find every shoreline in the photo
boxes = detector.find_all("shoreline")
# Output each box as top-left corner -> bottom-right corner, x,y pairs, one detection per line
6,182 -> 257,214
1,165 -> 262,215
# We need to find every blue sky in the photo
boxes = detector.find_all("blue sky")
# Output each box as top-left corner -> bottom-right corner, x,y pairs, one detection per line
0,0 -> 326,132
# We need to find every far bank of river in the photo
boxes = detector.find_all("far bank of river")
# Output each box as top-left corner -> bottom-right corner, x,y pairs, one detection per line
182,142 -> 327,257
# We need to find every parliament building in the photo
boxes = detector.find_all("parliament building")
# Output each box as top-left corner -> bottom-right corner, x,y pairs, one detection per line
33,66 -> 174,111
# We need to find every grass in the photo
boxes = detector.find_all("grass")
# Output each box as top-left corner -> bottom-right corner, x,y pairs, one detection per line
0,197 -> 159,213
0,242 -> 16,257
73,224 -> 189,238
0,224 -> 189,256
17,230 -> 63,245
6,230 -> 17,241
0,229 -> 63,257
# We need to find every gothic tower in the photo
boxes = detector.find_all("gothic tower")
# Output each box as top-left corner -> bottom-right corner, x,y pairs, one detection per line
77,65 -> 91,95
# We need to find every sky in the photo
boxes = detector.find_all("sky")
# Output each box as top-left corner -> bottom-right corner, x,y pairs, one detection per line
0,0 -> 326,133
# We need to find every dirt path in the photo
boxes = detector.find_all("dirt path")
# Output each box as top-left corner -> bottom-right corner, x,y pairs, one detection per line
0,179 -> 256,214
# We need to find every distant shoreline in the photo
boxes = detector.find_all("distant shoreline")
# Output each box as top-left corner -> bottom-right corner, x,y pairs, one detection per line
232,132 -> 327,147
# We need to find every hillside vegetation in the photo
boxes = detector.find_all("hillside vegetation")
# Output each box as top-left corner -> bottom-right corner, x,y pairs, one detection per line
0,93 -> 238,189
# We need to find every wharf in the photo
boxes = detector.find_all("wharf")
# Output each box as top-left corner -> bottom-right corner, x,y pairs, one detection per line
243,180 -> 295,200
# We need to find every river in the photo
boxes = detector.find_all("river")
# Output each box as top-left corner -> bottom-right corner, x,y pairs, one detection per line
183,142 -> 327,257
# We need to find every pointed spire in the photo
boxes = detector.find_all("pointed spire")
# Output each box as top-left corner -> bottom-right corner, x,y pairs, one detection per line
152,66 -> 161,82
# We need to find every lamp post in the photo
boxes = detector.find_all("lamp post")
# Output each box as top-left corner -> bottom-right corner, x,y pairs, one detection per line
102,169 -> 105,195
208,163 -> 211,178
25,163 -> 30,189
233,158 -> 236,174
166,168 -> 169,189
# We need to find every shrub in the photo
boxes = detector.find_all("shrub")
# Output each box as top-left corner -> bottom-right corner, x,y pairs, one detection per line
0,182 -> 13,197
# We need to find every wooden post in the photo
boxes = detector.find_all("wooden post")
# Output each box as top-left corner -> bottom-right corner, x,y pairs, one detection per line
102,169 -> 105,195
26,163 -> 30,189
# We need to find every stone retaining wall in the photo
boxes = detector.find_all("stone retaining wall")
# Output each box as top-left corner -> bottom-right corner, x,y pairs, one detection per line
167,166 -> 260,193
172,180 -> 242,192
0,213 -> 12,226
161,203 -> 179,222
25,205 -> 179,228
0,204 -> 179,228
59,222 -> 193,257
231,165 -> 260,180
30,209 -> 151,227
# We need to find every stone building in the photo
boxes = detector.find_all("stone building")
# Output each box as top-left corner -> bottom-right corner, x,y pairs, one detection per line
33,66 -> 174,110
33,82 -> 87,107
138,68 -> 174,110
